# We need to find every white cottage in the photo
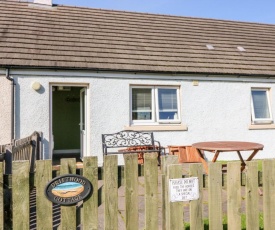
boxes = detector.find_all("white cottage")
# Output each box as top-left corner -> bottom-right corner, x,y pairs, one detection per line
1,0 -> 275,164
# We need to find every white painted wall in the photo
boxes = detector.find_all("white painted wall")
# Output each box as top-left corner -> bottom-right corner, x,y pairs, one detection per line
9,69 -> 275,165
0,73 -> 11,144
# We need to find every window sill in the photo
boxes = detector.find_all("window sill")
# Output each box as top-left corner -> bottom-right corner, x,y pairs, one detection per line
249,124 -> 275,130
124,124 -> 188,131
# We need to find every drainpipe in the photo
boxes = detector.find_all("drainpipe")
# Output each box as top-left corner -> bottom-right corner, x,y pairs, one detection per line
6,68 -> 15,141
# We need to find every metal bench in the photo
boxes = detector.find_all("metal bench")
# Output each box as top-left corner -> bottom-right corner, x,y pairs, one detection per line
102,130 -> 163,164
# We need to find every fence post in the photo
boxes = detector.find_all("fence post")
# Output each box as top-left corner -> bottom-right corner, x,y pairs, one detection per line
161,155 -> 178,230
167,164 -> 184,230
60,158 -> 77,230
144,152 -> 158,230
4,145 -> 13,175
12,161 -> 30,229
37,132 -> 43,160
0,162 -> 3,229
189,163 -> 203,230
30,134 -> 37,173
104,155 -> 118,230
124,154 -> 138,230
208,162 -> 222,230
246,161 -> 259,230
227,162 -> 241,230
36,160 -> 53,229
262,160 -> 275,229
83,156 -> 98,230
31,131 -> 42,160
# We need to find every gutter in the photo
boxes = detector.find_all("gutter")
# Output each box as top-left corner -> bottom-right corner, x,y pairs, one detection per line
2,64 -> 275,78
5,68 -> 15,141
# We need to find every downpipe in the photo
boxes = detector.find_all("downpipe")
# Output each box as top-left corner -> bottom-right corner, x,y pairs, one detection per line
5,68 -> 15,141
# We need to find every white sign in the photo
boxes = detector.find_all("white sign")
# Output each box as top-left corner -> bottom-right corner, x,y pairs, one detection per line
169,177 -> 199,202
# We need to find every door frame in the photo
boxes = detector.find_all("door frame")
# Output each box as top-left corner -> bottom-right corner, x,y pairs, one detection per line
80,88 -> 87,159
49,83 -> 90,159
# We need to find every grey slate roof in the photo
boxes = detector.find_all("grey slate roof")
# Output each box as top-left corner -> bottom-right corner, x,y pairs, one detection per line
1,0 -> 275,76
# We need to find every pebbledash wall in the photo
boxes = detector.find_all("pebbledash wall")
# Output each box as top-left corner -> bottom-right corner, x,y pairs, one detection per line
0,71 -> 12,145
6,69 -> 275,165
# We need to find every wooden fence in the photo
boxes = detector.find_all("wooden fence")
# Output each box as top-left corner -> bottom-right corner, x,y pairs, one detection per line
1,154 -> 275,229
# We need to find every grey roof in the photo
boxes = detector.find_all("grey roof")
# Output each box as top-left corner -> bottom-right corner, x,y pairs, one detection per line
1,1 -> 275,76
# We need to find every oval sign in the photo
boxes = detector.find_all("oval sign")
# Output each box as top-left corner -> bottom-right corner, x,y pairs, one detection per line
45,174 -> 92,206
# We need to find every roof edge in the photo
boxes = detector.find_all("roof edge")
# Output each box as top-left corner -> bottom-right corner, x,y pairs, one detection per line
1,65 -> 275,79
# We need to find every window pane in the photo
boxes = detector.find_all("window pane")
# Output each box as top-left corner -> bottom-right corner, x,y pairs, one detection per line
252,90 -> 270,119
132,88 -> 152,120
158,88 -> 178,120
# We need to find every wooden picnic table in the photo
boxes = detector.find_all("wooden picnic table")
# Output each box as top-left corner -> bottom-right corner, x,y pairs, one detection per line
192,141 -> 264,171
167,145 -> 209,173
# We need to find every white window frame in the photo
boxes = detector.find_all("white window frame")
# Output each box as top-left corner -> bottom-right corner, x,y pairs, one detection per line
251,88 -> 273,124
130,86 -> 181,125
131,86 -> 155,124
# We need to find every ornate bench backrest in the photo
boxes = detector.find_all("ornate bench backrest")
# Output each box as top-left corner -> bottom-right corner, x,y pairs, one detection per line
102,130 -> 158,155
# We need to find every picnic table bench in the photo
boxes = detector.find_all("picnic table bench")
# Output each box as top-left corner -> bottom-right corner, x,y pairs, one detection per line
102,130 -> 164,164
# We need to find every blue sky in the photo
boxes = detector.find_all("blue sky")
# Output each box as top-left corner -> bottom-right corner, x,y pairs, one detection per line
54,0 -> 275,24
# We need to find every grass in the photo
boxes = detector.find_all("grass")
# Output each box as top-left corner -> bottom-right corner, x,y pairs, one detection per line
257,160 -> 263,171
184,213 -> 264,230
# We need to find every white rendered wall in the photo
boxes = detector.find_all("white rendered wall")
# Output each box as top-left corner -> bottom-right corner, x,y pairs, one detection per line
0,74 -> 11,144
11,69 -> 275,165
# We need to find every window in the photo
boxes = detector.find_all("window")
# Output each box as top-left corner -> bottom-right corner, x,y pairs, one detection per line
131,86 -> 181,124
251,88 -> 273,124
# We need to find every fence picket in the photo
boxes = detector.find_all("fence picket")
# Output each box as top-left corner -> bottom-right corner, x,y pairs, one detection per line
104,155 -> 118,230
83,156 -> 98,230
124,154 -> 138,230
162,155 -> 178,230
0,162 -> 3,230
227,162 -> 241,230
144,152 -> 158,230
60,158 -> 77,230
263,160 -> 275,229
12,161 -> 30,230
167,164 -> 184,230
208,162 -> 222,230
246,161 -> 259,230
189,163 -> 203,230
36,160 -> 53,229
